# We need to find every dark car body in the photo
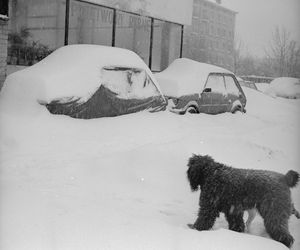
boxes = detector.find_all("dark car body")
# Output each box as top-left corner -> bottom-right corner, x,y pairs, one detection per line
44,66 -> 167,119
156,59 -> 247,115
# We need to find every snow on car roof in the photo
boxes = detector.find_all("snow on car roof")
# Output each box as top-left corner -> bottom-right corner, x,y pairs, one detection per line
155,58 -> 232,97
2,45 -> 162,103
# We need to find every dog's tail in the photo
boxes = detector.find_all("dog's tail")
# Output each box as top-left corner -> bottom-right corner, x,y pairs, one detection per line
285,170 -> 299,188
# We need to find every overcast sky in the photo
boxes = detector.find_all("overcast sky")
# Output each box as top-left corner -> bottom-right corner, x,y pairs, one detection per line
223,0 -> 300,57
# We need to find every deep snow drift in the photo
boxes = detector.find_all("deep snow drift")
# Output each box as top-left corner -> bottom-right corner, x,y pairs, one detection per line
0,84 -> 300,249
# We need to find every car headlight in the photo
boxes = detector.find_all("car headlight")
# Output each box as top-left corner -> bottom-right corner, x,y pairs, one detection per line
167,97 -> 179,108
171,97 -> 179,105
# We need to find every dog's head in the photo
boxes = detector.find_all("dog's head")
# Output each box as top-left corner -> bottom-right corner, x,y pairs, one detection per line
187,154 -> 215,191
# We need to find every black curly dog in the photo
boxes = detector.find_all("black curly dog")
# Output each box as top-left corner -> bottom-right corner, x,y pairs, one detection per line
187,154 -> 299,248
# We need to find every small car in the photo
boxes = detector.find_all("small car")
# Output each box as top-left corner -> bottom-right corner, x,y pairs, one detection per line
155,58 -> 247,114
2,45 -> 167,119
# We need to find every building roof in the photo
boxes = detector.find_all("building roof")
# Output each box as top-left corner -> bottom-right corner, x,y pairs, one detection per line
79,0 -> 194,25
200,0 -> 238,14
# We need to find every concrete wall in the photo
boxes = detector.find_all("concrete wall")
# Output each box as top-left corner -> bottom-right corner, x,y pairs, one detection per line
0,18 -> 8,90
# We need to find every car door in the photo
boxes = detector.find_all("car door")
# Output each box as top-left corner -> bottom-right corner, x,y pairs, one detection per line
199,73 -> 227,114
223,74 -> 243,111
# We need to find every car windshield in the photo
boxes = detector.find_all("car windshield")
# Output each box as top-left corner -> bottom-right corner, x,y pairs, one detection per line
101,66 -> 161,99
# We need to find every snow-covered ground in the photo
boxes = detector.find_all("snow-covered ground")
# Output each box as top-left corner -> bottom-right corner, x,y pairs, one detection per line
255,82 -> 270,93
0,86 -> 300,249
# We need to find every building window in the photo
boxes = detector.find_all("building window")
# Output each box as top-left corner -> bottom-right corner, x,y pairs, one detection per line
7,0 -> 184,71
192,17 -> 200,34
193,5 -> 200,17
115,11 -> 151,65
0,0 -> 8,16
199,38 -> 206,49
203,9 -> 208,19
151,20 -> 182,71
8,0 -> 65,66
68,1 -> 113,46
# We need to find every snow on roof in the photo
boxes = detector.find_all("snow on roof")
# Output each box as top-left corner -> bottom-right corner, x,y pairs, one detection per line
203,0 -> 237,13
1,45 -> 163,106
155,58 -> 232,97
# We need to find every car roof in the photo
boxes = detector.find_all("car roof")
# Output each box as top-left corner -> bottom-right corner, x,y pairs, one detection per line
5,45 -> 163,103
155,58 -> 233,97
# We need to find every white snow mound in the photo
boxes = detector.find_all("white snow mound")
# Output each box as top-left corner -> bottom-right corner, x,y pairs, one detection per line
265,77 -> 300,99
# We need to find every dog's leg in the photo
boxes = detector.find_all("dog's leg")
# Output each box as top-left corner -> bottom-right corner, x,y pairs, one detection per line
225,209 -> 245,233
190,206 -> 219,231
258,200 -> 294,248
293,209 -> 300,219
245,208 -> 257,231
292,203 -> 300,219
263,216 -> 294,248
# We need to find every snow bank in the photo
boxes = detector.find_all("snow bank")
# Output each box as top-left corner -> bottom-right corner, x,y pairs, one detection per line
1,66 -> 300,249
265,77 -> 300,99
0,45 -> 163,115
0,109 -> 293,250
155,58 -> 231,97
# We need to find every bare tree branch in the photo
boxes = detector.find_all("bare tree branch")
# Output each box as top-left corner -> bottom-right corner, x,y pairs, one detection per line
264,26 -> 300,77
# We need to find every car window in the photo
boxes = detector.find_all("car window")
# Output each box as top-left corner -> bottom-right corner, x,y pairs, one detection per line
224,75 -> 239,95
101,66 -> 161,99
205,74 -> 226,94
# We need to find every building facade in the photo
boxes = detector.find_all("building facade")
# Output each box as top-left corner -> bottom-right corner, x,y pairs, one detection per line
6,0 -> 192,73
1,0 -> 236,88
0,0 -> 9,90
183,0 -> 236,71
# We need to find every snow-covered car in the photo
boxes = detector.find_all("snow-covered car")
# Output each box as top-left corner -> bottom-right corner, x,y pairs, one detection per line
265,77 -> 300,99
2,45 -> 167,119
155,58 -> 247,114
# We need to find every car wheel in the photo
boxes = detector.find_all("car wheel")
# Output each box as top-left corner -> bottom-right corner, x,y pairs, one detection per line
231,105 -> 242,114
186,106 -> 198,114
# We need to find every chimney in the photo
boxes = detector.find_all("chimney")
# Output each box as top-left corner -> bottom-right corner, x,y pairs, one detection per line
216,0 -> 221,4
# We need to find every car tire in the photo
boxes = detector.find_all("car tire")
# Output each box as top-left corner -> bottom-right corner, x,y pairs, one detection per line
231,105 -> 243,114
186,106 -> 198,114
